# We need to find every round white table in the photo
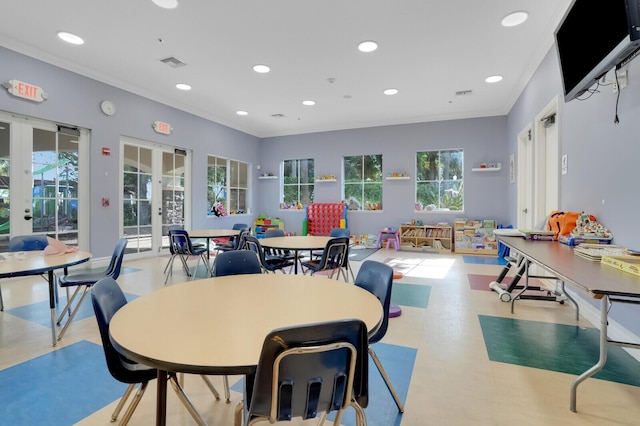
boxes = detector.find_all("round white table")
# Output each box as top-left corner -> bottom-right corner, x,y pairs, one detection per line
109,274 -> 382,425
259,235 -> 332,273
0,250 -> 91,345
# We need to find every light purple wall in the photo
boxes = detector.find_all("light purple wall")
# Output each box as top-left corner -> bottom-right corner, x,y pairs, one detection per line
0,47 -> 260,257
259,117 -> 510,236
507,46 -> 640,334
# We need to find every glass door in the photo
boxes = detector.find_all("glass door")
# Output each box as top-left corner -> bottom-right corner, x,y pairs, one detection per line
0,113 -> 86,252
121,137 -> 188,255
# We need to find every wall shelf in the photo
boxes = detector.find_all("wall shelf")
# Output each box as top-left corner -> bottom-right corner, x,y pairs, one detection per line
386,176 -> 410,180
315,179 -> 336,182
258,175 -> 278,180
472,167 -> 501,172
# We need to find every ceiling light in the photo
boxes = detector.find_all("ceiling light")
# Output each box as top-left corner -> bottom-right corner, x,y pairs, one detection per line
501,11 -> 528,27
383,88 -> 399,95
302,100 -> 316,106
175,83 -> 191,91
358,41 -> 378,53
236,110 -> 248,116
57,32 -> 84,45
253,64 -> 270,74
152,0 -> 178,9
485,75 -> 503,83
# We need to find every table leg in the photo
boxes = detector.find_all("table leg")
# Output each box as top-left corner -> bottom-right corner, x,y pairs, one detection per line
48,270 -> 57,346
156,370 -> 168,426
570,296 -> 609,412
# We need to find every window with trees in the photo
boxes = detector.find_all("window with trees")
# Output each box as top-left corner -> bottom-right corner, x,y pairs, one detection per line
207,156 -> 249,215
282,158 -> 314,208
343,154 -> 383,210
416,149 -> 463,211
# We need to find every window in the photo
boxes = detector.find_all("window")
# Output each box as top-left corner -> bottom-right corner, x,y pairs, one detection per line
416,149 -> 463,211
343,154 -> 383,210
282,158 -> 314,207
207,156 -> 249,215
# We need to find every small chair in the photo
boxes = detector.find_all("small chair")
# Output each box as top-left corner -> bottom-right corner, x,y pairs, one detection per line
234,319 -> 369,426
1,235 -> 51,311
211,249 -> 263,277
311,227 -> 350,259
215,223 -> 250,252
164,229 -> 212,284
300,237 -> 350,281
91,277 -> 210,425
354,260 -> 405,412
56,238 -> 128,341
243,235 -> 294,274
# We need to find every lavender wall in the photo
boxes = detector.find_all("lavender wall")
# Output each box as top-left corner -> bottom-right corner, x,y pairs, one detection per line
507,47 -> 640,335
259,117 -> 510,236
0,47 -> 260,258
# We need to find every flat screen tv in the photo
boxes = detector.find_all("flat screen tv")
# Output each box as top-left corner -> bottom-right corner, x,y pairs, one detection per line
555,0 -> 640,101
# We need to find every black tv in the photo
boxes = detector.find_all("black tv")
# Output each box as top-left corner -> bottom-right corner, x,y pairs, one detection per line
555,0 -> 640,102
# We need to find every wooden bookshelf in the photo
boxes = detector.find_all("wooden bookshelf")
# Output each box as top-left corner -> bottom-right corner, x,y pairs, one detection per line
399,224 -> 452,253
454,219 -> 498,255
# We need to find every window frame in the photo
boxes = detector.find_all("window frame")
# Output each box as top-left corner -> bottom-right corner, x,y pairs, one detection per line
342,154 -> 383,211
415,148 -> 464,212
207,155 -> 249,216
281,158 -> 315,208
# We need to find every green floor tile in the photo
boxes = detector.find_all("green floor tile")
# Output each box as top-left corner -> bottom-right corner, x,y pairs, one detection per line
391,283 -> 430,308
479,315 -> 640,386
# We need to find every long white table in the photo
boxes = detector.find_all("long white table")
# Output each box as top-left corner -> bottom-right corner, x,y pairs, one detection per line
497,236 -> 640,412
109,274 -> 383,425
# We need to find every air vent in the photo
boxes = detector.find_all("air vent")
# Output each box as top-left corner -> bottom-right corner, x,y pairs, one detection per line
160,56 -> 187,68
455,90 -> 473,96
271,113 -> 286,118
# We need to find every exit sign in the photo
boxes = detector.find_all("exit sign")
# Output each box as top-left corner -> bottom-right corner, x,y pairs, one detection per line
2,79 -> 48,102
152,121 -> 172,135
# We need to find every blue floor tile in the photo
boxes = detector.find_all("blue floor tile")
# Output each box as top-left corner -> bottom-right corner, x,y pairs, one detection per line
463,256 -> 507,265
391,283 -> 431,308
0,340 -> 126,426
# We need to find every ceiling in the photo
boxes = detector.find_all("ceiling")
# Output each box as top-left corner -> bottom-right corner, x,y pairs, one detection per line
0,0 -> 572,138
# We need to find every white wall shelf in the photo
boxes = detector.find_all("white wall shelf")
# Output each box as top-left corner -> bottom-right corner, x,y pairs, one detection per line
386,176 -> 410,180
472,167 -> 501,172
314,179 -> 336,182
258,175 -> 278,180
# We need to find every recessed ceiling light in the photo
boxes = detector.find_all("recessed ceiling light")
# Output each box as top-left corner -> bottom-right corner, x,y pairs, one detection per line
253,64 -> 271,74
383,88 -> 399,95
152,0 -> 178,9
236,110 -> 248,116
501,11 -> 528,27
57,31 -> 84,45
485,75 -> 503,83
358,41 -> 378,53
302,100 -> 316,106
175,83 -> 191,91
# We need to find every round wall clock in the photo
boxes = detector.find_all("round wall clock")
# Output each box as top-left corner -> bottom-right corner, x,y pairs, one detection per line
100,100 -> 116,116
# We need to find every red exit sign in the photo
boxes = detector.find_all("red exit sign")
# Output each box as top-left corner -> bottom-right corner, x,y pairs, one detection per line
3,79 -> 48,102
152,121 -> 172,135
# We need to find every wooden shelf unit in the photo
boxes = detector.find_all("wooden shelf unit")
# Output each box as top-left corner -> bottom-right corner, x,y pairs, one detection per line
454,219 -> 498,255
399,224 -> 452,253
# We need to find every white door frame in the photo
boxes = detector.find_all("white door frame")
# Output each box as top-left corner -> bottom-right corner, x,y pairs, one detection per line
533,96 -> 560,227
516,123 -> 534,230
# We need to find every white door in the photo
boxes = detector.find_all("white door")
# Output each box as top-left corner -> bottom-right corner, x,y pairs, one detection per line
121,137 -> 191,256
533,96 -> 560,226
516,124 -> 534,229
0,112 -> 88,251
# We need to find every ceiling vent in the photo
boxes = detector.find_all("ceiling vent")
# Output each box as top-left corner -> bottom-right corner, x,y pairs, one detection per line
160,56 -> 187,68
455,90 -> 473,96
271,113 -> 286,118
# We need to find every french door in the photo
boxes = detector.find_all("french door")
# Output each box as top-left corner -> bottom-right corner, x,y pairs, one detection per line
121,137 -> 191,256
0,112 -> 88,252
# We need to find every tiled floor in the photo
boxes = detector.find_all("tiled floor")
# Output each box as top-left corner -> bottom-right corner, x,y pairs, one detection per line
2,248 -> 640,425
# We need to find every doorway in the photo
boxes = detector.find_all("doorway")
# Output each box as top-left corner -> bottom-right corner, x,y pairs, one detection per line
533,96 -> 560,226
516,123 -> 534,230
120,137 -> 191,256
0,112 -> 88,251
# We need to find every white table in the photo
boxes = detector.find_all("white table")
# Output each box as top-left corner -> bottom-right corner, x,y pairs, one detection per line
0,250 -> 91,345
110,274 -> 382,425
